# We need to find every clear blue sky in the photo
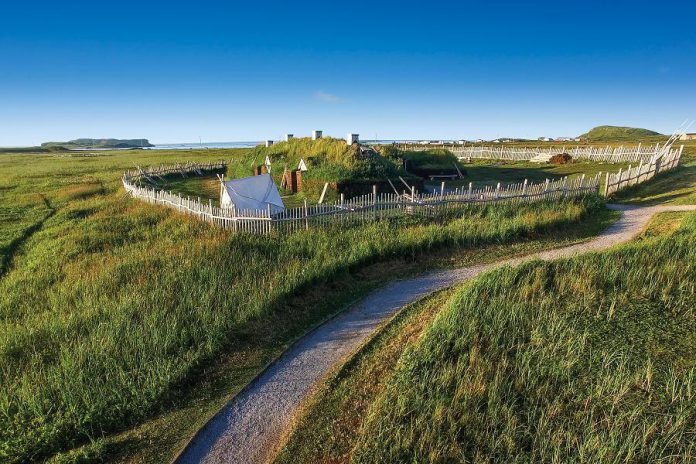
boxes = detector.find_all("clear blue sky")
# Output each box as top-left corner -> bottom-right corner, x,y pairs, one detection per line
1,1 -> 694,146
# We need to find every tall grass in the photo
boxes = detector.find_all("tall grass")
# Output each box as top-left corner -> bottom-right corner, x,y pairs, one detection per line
353,212 -> 696,463
246,137 -> 406,182
0,148 -> 606,462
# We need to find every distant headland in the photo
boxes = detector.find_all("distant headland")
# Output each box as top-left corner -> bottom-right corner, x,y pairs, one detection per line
41,138 -> 154,149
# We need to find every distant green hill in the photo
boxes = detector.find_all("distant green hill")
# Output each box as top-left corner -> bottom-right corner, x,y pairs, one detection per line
41,138 -> 154,149
579,126 -> 663,141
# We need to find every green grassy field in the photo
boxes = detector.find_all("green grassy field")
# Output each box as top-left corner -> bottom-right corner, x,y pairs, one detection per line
446,158 -> 628,190
274,288 -> 457,464
277,211 -> 696,463
0,147 -> 615,463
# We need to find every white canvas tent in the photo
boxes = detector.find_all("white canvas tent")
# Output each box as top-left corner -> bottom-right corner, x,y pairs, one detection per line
220,174 -> 285,213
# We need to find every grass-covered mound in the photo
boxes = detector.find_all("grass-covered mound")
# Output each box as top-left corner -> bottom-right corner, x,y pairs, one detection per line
244,137 -> 406,182
352,212 -> 696,463
579,125 -> 663,141
378,145 -> 466,178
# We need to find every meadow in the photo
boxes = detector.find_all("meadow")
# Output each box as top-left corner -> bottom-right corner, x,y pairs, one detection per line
275,143 -> 696,463
277,209 -> 696,463
351,210 -> 695,463
0,147 -> 610,463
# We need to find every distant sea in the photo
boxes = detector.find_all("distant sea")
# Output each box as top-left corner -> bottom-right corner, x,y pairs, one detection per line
151,140 -> 445,150
151,141 -> 261,149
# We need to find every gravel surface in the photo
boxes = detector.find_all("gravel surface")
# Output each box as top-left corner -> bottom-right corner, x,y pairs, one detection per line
175,204 -> 695,464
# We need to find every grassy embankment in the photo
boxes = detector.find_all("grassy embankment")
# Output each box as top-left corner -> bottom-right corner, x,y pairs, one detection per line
611,140 -> 696,205
277,210 -> 696,463
0,147 -> 611,463
351,211 -> 695,463
275,144 -> 696,464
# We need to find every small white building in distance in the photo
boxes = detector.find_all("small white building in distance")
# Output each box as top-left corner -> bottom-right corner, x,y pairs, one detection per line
265,140 -> 274,147
680,133 -> 696,141
347,133 -> 359,144
285,134 -> 294,141
312,130 -> 323,140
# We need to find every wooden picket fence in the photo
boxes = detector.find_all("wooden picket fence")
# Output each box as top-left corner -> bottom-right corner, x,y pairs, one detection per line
123,162 -> 600,234
401,142 -> 678,164
122,142 -> 683,234
604,145 -> 683,195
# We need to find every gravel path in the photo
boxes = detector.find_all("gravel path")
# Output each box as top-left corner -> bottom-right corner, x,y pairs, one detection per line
175,204 -> 695,464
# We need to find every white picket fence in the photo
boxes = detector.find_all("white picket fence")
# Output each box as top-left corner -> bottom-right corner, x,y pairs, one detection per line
123,164 -> 600,234
122,141 -> 684,234
604,145 -> 683,195
401,142 -> 678,164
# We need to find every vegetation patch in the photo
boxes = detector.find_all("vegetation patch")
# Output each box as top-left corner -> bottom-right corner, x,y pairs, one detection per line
579,125 -> 663,142
611,142 -> 696,205
244,137 -> 408,183
351,212 -> 696,463
275,289 -> 455,464
0,149 -> 603,463
396,148 -> 465,177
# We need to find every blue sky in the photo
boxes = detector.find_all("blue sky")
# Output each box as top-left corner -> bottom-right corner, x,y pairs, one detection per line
1,1 -> 695,146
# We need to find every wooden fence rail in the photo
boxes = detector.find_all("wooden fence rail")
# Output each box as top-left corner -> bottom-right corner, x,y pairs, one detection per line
122,143 -> 683,235
604,145 -> 683,195
400,142 -> 679,164
123,163 -> 600,234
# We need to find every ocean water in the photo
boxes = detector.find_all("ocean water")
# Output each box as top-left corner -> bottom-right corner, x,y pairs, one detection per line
152,141 -> 261,150
151,140 -> 450,150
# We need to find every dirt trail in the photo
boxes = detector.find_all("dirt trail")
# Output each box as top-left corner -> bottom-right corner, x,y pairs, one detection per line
175,204 -> 696,464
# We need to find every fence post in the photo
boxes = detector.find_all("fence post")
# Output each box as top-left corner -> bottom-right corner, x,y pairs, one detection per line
522,179 -> 528,198
373,185 -> 377,220
304,199 -> 309,230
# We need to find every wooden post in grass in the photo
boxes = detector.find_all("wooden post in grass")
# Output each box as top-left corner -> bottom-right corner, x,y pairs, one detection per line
373,185 -> 377,220
440,181 -> 445,200
304,199 -> 309,230
318,182 -> 329,204
522,178 -> 528,198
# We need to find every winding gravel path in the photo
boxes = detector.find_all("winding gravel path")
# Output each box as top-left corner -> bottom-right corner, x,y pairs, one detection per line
175,204 -> 695,464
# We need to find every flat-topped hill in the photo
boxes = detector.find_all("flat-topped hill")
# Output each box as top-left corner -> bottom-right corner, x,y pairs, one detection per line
41,138 -> 154,149
579,126 -> 663,141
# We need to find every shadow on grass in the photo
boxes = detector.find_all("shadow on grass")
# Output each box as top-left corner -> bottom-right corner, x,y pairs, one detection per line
611,164 -> 696,205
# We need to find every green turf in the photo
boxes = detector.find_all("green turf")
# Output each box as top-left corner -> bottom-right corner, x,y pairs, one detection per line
579,125 -> 663,141
351,211 -> 696,463
0,147 -> 610,463
610,141 -> 696,205
447,158 -> 627,191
